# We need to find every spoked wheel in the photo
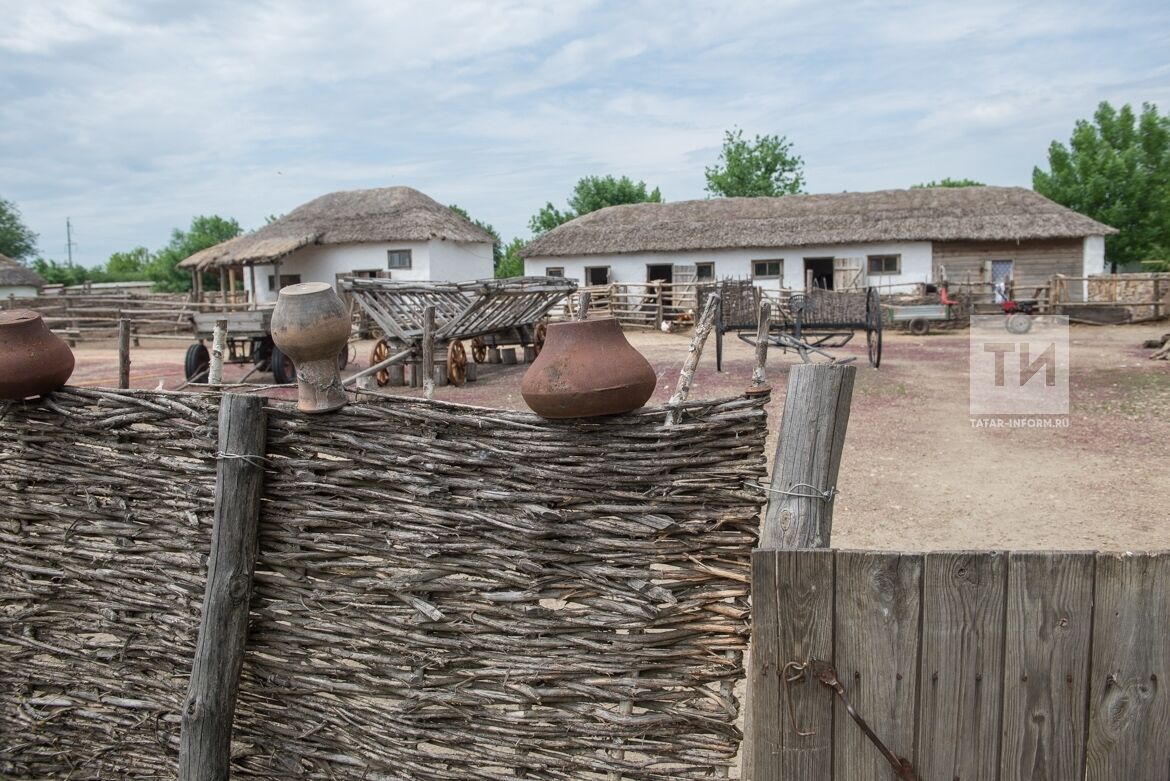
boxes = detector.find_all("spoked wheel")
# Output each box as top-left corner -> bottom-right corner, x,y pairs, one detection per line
369,338 -> 391,387
471,336 -> 488,364
865,287 -> 883,368
447,341 -> 468,386
185,343 -> 210,381
533,321 -> 548,357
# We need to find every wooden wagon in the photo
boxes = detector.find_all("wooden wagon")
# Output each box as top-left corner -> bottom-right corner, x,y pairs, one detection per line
185,308 -> 348,383
342,276 -> 577,387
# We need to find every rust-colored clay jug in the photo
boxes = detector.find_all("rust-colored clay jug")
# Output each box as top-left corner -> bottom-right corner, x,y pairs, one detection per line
521,317 -> 656,418
0,309 -> 75,400
270,282 -> 351,413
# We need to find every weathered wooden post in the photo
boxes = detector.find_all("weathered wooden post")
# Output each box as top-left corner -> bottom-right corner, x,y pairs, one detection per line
179,394 -> 267,781
421,305 -> 436,400
117,318 -> 131,389
208,319 -> 227,386
575,291 -> 591,321
750,301 -> 771,391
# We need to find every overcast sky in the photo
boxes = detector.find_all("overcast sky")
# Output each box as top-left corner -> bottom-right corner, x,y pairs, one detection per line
2,0 -> 1168,266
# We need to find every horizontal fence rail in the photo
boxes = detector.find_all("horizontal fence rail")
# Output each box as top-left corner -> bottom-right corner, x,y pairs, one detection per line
749,549 -> 1170,781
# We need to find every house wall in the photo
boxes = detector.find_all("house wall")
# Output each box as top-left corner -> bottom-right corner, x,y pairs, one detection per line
525,241 -> 933,293
932,238 -> 1087,299
0,285 -> 40,299
244,240 -> 492,304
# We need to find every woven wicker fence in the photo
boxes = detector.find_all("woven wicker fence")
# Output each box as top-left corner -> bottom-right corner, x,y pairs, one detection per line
1,389 -> 767,779
0,389 -> 219,778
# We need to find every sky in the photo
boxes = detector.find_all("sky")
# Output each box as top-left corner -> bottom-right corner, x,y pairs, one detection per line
1,0 -> 1168,267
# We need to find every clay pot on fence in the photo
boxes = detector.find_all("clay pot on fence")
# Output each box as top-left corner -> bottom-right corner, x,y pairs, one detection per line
521,317 -> 656,419
0,309 -> 75,400
270,282 -> 351,413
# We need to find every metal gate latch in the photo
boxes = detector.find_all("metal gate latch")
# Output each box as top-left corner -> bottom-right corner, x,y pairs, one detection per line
783,659 -> 920,781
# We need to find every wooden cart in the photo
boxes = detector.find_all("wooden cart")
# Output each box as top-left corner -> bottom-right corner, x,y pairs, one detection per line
185,308 -> 348,383
342,277 -> 577,387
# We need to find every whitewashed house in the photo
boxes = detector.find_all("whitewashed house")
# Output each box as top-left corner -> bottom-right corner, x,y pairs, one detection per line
0,253 -> 45,300
522,187 -> 1114,297
179,187 -> 495,304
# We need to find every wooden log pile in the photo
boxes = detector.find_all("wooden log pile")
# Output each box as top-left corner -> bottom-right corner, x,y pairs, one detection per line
1146,332 -> 1170,360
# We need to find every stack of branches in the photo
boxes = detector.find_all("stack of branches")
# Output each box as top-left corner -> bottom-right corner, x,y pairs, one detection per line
1146,332 -> 1170,360
232,393 -> 769,780
0,389 -> 219,778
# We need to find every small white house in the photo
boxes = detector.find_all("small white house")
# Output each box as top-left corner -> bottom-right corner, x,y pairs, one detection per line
0,253 -> 45,300
522,187 -> 1114,297
180,187 -> 495,304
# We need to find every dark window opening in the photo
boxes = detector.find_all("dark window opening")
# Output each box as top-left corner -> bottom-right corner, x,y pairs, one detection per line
268,273 -> 302,290
388,249 -> 412,269
545,267 -> 565,277
585,266 -> 610,286
696,262 -> 715,281
752,260 -> 782,279
867,254 -> 901,275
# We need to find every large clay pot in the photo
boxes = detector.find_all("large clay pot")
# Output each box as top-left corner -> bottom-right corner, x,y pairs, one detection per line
270,282 -> 350,413
0,310 -> 75,400
521,317 -> 656,419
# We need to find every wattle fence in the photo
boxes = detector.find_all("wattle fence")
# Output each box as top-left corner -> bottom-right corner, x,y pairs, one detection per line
1,388 -> 768,779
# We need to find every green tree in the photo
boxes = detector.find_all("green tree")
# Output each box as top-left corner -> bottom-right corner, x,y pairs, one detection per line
704,128 -> 805,197
447,204 -> 504,272
31,258 -> 91,286
529,175 -> 663,234
1033,101 -> 1170,267
911,178 -> 986,188
0,196 -> 39,261
146,215 -> 242,292
105,246 -> 151,279
496,237 -> 526,278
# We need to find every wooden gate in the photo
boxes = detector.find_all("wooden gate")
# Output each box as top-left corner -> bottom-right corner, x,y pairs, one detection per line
748,549 -> 1169,781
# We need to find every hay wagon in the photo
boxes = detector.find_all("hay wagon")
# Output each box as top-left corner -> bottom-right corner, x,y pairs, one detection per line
707,282 -> 883,368
343,276 -> 577,387
185,308 -> 349,384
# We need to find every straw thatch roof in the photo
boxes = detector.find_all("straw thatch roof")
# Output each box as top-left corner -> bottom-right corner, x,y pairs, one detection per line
0,253 -> 45,289
522,186 -> 1117,258
179,187 -> 494,270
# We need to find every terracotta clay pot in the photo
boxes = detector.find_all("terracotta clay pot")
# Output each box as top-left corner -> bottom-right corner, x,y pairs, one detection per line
270,282 -> 351,413
0,309 -> 75,400
521,317 -> 656,419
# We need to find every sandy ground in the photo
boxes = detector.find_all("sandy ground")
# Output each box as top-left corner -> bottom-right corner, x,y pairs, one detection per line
68,322 -> 1170,550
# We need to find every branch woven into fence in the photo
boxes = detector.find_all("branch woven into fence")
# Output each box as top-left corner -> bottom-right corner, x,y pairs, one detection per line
232,394 -> 769,780
0,389 -> 219,779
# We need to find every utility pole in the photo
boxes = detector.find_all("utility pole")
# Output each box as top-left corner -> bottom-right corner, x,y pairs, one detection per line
66,218 -> 77,265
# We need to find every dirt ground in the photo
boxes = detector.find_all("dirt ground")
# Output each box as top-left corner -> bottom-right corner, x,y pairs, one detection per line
68,322 -> 1170,550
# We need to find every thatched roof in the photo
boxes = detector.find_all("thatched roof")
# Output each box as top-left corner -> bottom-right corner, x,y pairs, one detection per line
179,187 -> 495,270
522,186 -> 1117,258
0,254 -> 45,288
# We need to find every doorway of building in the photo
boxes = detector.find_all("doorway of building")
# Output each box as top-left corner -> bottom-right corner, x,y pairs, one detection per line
804,257 -> 835,289
646,264 -> 674,311
991,259 -> 1014,301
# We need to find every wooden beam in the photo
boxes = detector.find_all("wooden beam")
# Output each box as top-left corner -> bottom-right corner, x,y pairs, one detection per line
117,318 -> 131,389
178,394 -> 267,781
421,305 -> 436,400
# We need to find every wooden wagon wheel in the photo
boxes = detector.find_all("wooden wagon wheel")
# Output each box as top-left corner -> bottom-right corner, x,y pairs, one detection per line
369,338 -> 391,387
471,336 -> 488,364
447,340 -> 468,386
533,321 -> 548,357
865,288 -> 883,369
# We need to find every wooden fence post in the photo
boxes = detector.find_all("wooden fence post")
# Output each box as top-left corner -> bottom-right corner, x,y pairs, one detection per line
209,319 -> 227,386
760,362 -> 856,549
421,305 -> 436,400
118,318 -> 131,389
744,361 -> 856,780
179,394 -> 267,781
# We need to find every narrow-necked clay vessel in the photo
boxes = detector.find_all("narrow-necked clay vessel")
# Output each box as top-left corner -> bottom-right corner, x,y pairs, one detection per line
0,310 -> 75,400
521,317 -> 656,418
270,282 -> 350,413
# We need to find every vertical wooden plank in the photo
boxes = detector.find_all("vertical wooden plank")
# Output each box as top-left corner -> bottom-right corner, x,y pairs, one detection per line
117,317 -> 131,389
179,394 -> 267,781
747,549 -> 834,781
999,552 -> 1094,781
916,551 -> 1007,781
834,551 -> 922,780
1085,552 -> 1170,781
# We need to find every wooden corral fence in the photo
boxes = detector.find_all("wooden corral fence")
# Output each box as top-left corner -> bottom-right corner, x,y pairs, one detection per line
1,387 -> 768,780
1050,273 -> 1170,323
748,549 -> 1170,781
554,281 -> 701,329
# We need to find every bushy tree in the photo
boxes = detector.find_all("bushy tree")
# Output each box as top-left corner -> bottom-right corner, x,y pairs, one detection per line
529,175 -> 663,234
105,246 -> 151,279
911,178 -> 986,188
496,237 -> 526,278
448,204 -> 504,272
31,258 -> 91,286
146,215 -> 242,292
704,128 -> 805,198
0,196 -> 39,261
1034,101 -> 1170,266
